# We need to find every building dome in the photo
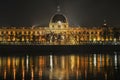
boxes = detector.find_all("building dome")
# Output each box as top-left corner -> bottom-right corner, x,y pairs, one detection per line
49,13 -> 69,29
49,6 -> 69,30
51,14 -> 67,23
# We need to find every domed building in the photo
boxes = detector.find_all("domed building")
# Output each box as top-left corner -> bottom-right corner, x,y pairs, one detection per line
0,6 -> 117,45
49,6 -> 69,31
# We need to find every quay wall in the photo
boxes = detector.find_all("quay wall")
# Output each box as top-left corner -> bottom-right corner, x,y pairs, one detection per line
0,45 -> 119,55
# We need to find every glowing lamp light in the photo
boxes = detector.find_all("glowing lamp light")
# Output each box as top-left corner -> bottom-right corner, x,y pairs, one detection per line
104,23 -> 107,26
93,38 -> 96,42
57,21 -> 62,24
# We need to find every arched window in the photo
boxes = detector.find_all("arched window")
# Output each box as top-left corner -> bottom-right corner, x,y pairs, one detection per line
6,31 -> 8,34
95,32 -> 97,34
87,32 -> 89,34
11,32 -> 13,34
83,31 -> 86,34
100,32 -> 102,35
58,25 -> 61,28
64,25 -> 66,28
37,31 -> 39,34
91,32 -> 93,34
28,31 -> 31,34
52,25 -> 54,28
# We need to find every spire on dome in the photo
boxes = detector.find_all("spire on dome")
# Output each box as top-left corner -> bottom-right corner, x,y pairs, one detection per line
57,5 -> 60,12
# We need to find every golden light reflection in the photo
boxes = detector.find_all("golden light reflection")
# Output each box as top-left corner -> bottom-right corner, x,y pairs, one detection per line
13,68 -> 16,80
39,69 -> 42,78
105,73 -> 107,80
22,57 -> 24,69
76,56 -> 79,69
39,56 -> 44,68
4,68 -> 6,80
97,55 -> 101,72
15,58 -> 20,67
89,56 -> 93,72
70,55 -> 75,70
0,57 -> 1,67
12,58 -> 15,69
102,55 -> 105,67
61,56 -> 65,69
22,69 -> 25,80
31,68 -> 34,80
106,55 -> 109,66
7,57 -> 11,69
0,53 -> 119,80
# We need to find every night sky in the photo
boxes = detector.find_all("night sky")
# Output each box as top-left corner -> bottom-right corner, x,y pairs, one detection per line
0,0 -> 120,27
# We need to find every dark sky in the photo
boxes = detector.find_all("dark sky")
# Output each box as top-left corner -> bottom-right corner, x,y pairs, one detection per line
0,0 -> 120,27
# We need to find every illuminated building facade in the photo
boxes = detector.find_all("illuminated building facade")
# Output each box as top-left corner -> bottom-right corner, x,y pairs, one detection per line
0,7 -> 119,45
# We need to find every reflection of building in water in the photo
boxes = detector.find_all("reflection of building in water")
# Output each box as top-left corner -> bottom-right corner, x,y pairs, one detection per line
0,54 -> 119,80
0,7 -> 120,45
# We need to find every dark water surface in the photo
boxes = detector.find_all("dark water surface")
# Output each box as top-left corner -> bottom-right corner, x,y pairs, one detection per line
0,52 -> 120,80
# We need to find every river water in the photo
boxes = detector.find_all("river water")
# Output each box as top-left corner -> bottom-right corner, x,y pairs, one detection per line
0,52 -> 120,80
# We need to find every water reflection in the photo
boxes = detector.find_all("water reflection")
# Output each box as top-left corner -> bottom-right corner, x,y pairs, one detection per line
0,52 -> 120,80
